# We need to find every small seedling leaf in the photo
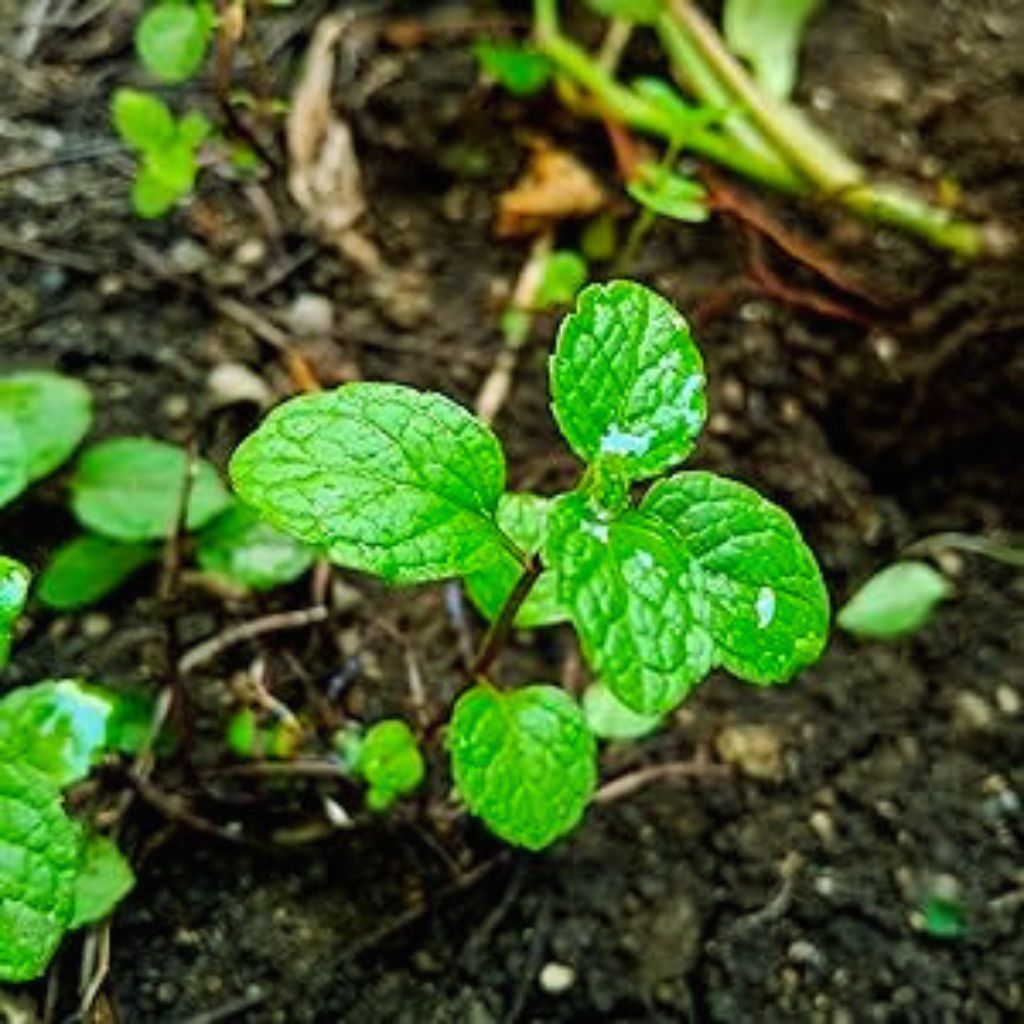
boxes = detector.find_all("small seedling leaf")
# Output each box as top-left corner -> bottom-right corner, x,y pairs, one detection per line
0,680 -> 133,787
474,42 -> 552,96
136,0 -> 213,84
69,834 -> 135,930
465,493 -> 567,629
0,759 -> 80,983
627,162 -> 710,223
535,250 -> 589,310
111,88 -> 176,152
643,472 -> 829,683
71,438 -> 230,542
230,383 -> 511,585
197,503 -> 316,591
723,0 -> 821,99
38,535 -> 157,611
0,414 -> 28,508
550,281 -> 706,481
178,110 -> 213,148
546,493 -> 713,714
448,684 -> 597,850
132,165 -> 181,218
837,561 -> 951,639
582,682 -> 664,740
0,372 -> 92,481
357,719 -> 425,811
0,556 -> 31,669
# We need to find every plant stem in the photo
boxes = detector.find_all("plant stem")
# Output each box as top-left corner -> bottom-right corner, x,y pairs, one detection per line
470,556 -> 543,680
662,0 -> 983,256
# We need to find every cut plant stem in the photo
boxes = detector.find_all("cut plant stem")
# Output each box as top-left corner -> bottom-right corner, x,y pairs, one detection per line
534,0 -> 985,257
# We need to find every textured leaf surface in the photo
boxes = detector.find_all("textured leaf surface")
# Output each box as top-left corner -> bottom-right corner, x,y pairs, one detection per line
359,720 -> 425,811
38,535 -> 156,611
69,834 -> 134,930
547,493 -> 713,714
135,1 -> 212,83
197,504 -> 315,591
0,372 -> 92,481
550,281 -> 706,480
230,383 -> 511,585
111,88 -> 176,152
837,561 -> 950,639
449,684 -> 597,850
582,682 -> 664,740
0,680 -> 124,787
723,0 -> 821,98
643,472 -> 829,682
0,414 -> 28,508
71,438 -> 229,542
0,556 -> 30,669
465,493 -> 566,629
0,759 -> 80,982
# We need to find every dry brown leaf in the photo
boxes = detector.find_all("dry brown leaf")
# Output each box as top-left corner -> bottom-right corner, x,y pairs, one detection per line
286,15 -> 367,241
496,139 -> 608,238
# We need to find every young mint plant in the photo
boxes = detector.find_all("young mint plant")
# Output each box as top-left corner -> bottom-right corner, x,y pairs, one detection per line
0,556 -> 30,669
353,720 -> 426,811
230,280 -> 829,848
112,88 -> 212,218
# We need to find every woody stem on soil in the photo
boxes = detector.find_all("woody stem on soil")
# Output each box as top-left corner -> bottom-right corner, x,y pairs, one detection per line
534,0 -> 986,258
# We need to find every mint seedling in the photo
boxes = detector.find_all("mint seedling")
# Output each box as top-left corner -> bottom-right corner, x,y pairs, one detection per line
112,89 -> 212,218
354,720 -> 426,811
474,42 -> 552,96
231,280 -> 829,848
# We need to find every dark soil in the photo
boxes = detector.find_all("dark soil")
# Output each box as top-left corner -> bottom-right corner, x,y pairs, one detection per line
2,1 -> 1023,1021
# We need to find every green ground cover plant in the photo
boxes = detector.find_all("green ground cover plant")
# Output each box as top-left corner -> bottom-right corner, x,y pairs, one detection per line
231,279 -> 831,849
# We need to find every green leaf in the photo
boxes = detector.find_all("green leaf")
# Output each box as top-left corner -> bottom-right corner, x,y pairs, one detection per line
132,166 -> 181,218
0,372 -> 92,482
448,684 -> 597,850
147,139 -> 200,193
464,493 -> 567,629
0,680 -> 131,787
0,413 -> 28,508
0,759 -> 81,983
474,42 -> 552,96
0,556 -> 31,669
69,834 -> 134,930
546,492 -> 713,714
38,535 -> 157,611
535,250 -> 589,311
582,682 -> 664,740
230,383 -> 512,585
111,88 -> 176,152
586,0 -> 664,24
631,78 -> 722,131
71,438 -> 230,542
723,0 -> 821,99
642,472 -> 830,683
627,162 -> 710,223
357,719 -> 425,811
136,0 -> 213,84
196,503 -> 315,591
837,561 -> 951,639
550,281 -> 706,481
178,110 -> 213,148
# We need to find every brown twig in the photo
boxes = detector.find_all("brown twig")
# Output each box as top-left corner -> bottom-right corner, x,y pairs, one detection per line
594,758 -> 730,804
179,606 -> 329,676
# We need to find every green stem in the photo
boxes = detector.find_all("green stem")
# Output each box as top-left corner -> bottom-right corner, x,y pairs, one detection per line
470,557 -> 543,680
662,0 -> 983,256
535,17 -> 801,194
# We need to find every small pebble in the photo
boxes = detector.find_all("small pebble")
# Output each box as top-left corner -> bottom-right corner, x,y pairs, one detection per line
539,961 -> 576,995
163,394 -> 190,421
995,685 -> 1021,716
234,238 -> 267,267
715,723 -> 784,781
285,293 -> 335,337
170,238 -> 211,274
81,613 -> 112,640
953,691 -> 993,732
208,362 -> 272,408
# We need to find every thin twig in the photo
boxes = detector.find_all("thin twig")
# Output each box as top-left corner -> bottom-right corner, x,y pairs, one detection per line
179,606 -> 329,675
594,759 -> 729,804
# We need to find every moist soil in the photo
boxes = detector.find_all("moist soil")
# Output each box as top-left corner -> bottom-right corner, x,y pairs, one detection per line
1,1 -> 1023,1021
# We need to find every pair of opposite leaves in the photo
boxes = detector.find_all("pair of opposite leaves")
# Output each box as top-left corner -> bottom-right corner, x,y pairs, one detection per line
231,281 -> 829,848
